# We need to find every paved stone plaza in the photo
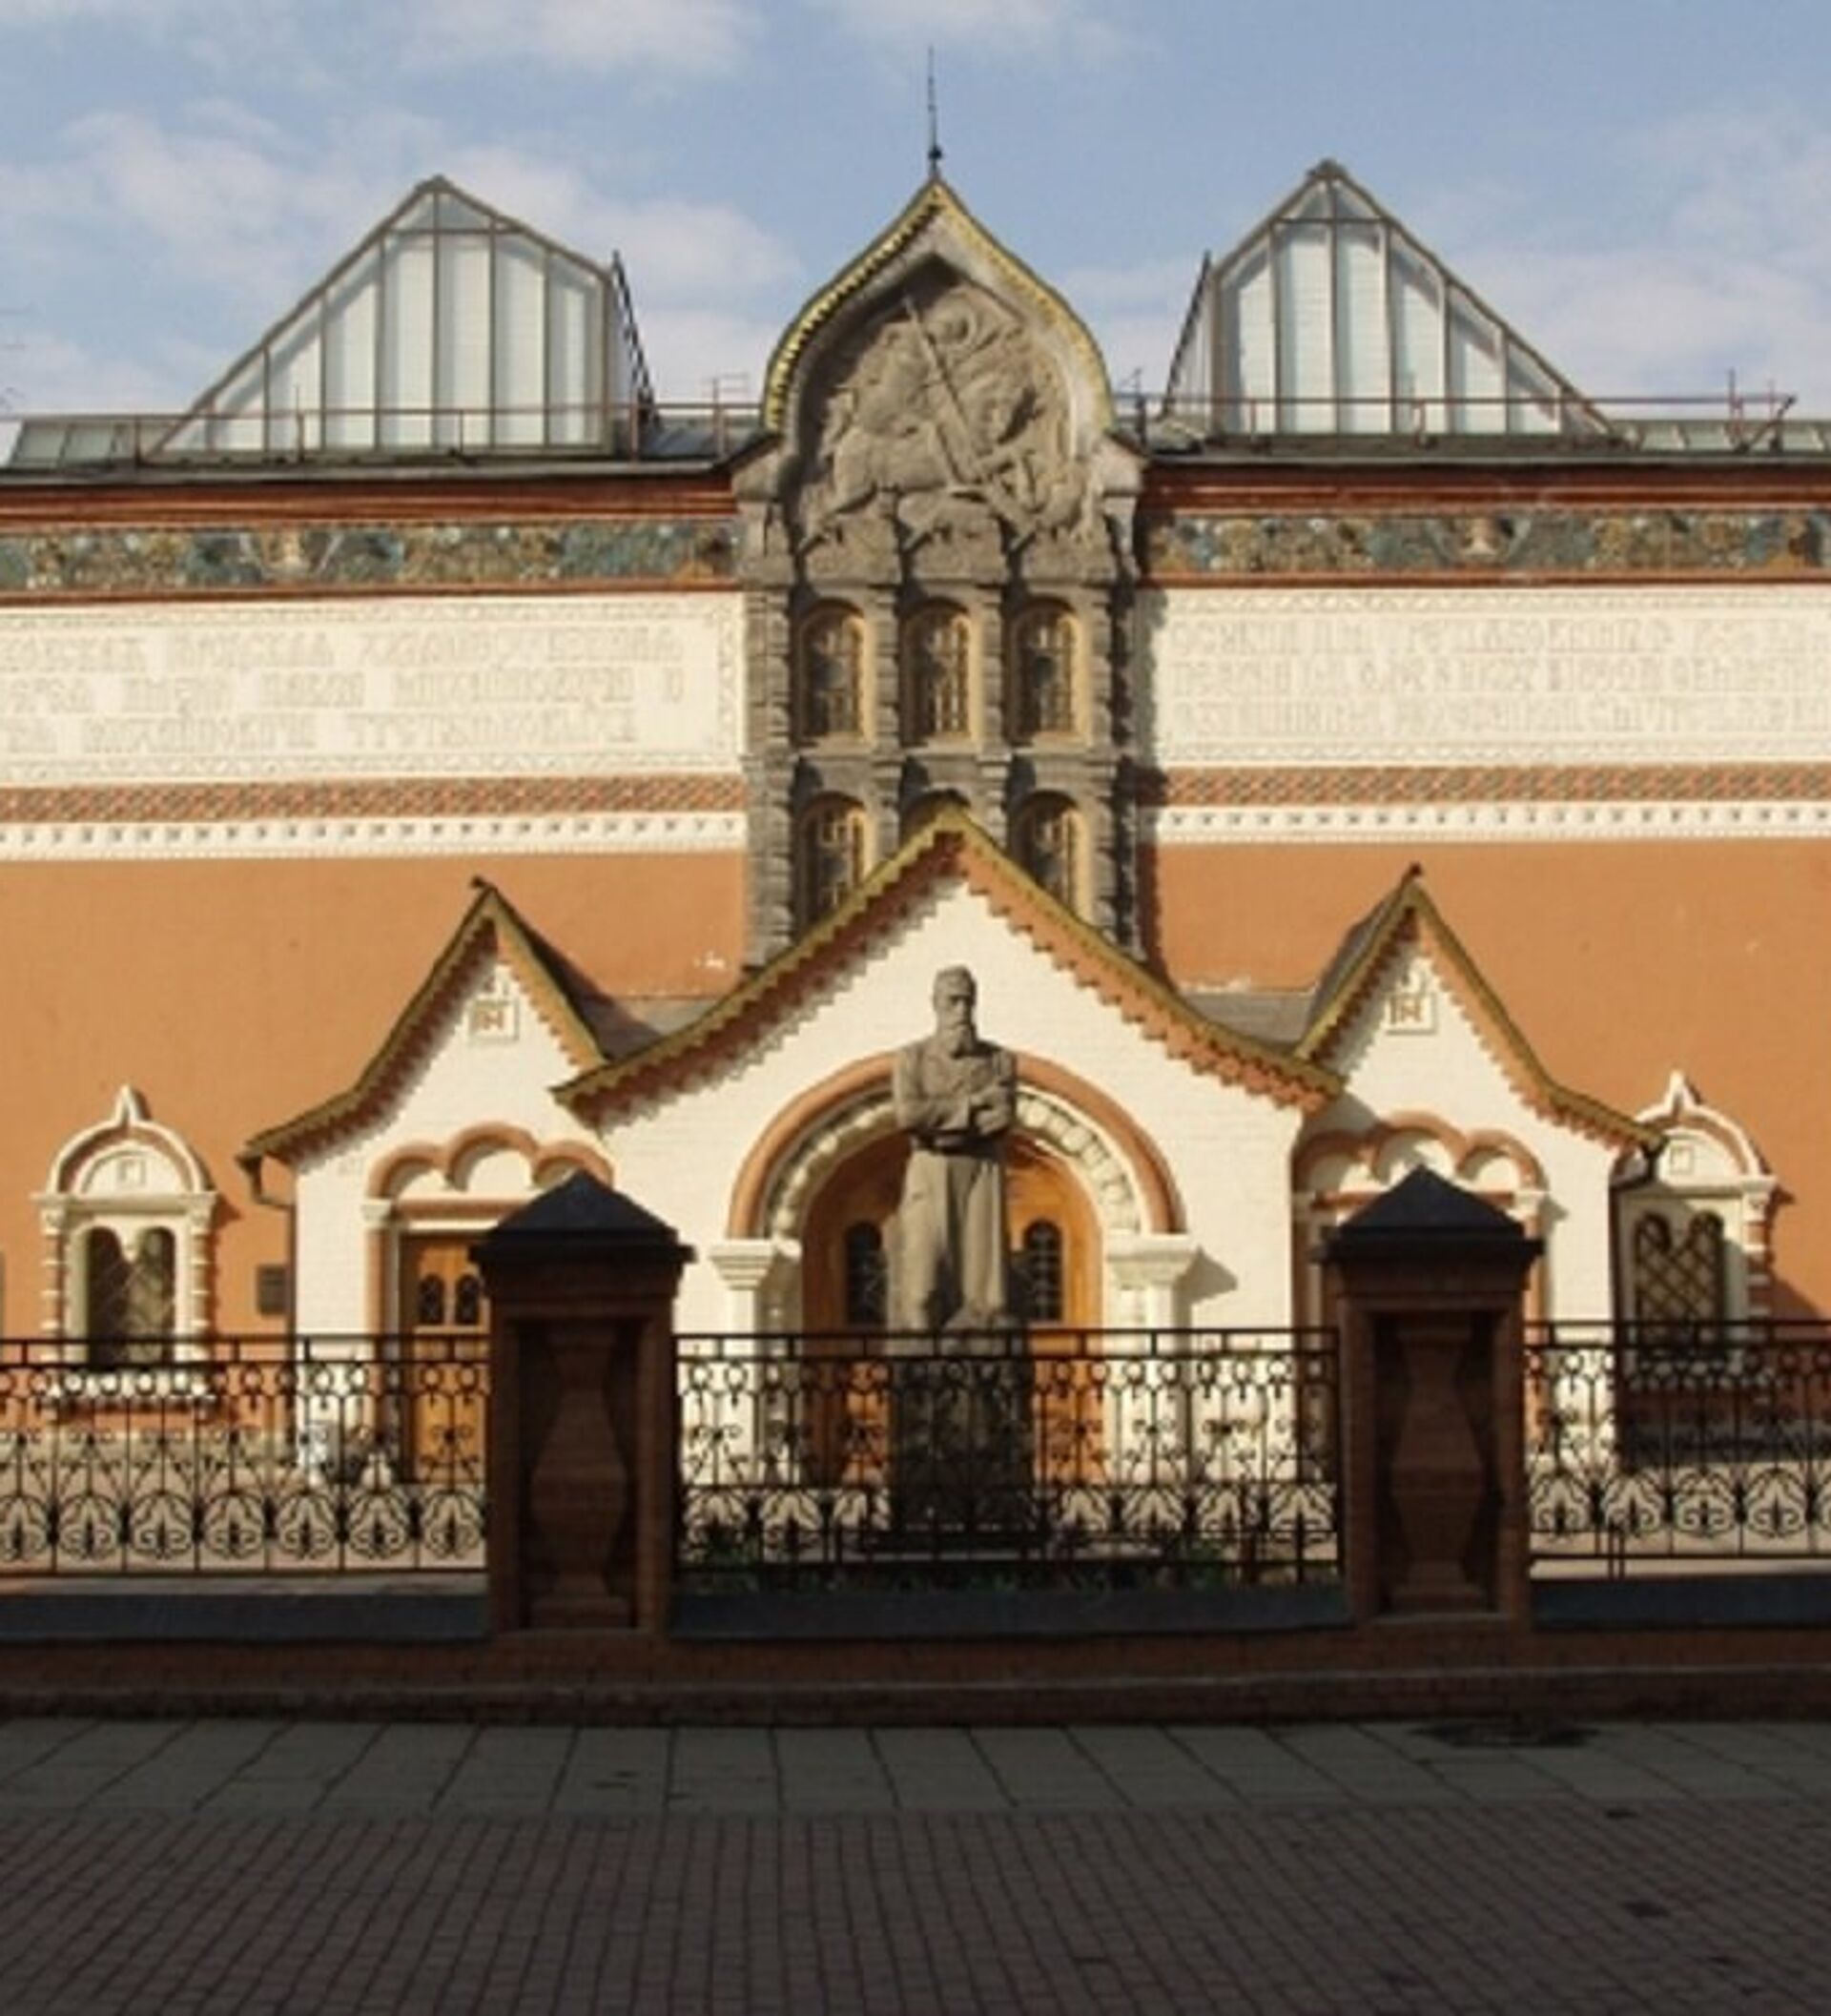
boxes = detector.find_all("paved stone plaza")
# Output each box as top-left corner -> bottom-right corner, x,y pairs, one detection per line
0,1717 -> 1828,2012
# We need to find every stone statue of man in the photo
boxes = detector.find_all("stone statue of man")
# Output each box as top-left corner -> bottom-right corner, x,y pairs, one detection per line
892,966 -> 1017,1333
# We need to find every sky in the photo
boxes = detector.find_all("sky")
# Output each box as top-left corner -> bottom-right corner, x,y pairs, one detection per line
2,0 -> 1831,421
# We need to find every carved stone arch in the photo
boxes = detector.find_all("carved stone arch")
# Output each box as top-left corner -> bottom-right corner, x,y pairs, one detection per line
730,1054 -> 1179,1248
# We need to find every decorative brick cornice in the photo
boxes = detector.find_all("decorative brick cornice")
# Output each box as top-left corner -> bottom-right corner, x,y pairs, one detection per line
0,774 -> 743,825
1148,765 -> 1831,807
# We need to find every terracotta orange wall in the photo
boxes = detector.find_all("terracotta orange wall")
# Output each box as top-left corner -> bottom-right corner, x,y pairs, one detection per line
0,850 -> 745,1334
1146,839 -> 1831,1314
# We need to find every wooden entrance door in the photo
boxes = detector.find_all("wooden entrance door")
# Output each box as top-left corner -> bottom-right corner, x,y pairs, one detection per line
398,1235 -> 489,1484
798,1134 -> 1100,1487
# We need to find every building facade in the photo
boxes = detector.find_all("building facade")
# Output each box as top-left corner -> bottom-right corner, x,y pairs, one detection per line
0,161 -> 1822,1357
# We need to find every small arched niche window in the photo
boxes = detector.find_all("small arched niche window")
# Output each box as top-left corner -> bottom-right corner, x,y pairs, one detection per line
903,603 -> 971,742
1014,1220 -> 1065,1325
794,603 -> 864,743
843,1222 -> 888,1330
1013,794 -> 1083,913
37,1088 -> 216,1364
1613,1074 -> 1779,1326
1629,1210 -> 1726,1327
1011,603 -> 1078,740
794,794 -> 869,931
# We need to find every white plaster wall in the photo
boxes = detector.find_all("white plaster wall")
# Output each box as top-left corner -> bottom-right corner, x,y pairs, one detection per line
600,883 -> 1307,1332
291,957 -> 588,1331
1316,945 -> 1618,1313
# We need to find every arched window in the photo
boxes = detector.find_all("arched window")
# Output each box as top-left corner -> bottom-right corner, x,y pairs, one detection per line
38,1088 -> 216,1362
843,1222 -> 888,1330
1629,1210 -> 1726,1327
81,1224 -> 177,1368
794,795 -> 869,930
1014,794 -> 1082,911
904,603 -> 971,741
1012,603 -> 1078,739
794,603 -> 864,742
1014,1220 -> 1065,1325
1612,1075 -> 1779,1325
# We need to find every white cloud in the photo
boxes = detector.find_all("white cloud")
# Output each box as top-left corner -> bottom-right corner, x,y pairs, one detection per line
440,149 -> 802,301
809,0 -> 1138,61
1450,107 -> 1831,413
392,0 -> 759,75
0,103 -> 803,410
1056,255 -> 1196,388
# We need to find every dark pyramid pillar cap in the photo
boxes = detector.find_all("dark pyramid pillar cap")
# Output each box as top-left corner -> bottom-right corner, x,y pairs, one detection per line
1325,1166 -> 1533,1256
475,1170 -> 692,1261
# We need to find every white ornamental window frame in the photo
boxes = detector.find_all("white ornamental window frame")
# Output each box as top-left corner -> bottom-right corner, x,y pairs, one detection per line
34,1086 -> 217,1357
1614,1072 -> 1779,1327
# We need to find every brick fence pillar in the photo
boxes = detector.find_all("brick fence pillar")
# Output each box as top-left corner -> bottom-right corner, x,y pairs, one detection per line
474,1173 -> 692,1634
1323,1167 -> 1541,1625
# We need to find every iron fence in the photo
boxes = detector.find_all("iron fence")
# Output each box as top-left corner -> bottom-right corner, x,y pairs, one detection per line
676,1327 -> 1340,1593
0,1334 -> 487,1574
1527,1322 -> 1831,1567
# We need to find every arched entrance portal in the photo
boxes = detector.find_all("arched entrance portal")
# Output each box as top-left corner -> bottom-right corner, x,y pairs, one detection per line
799,1129 -> 1101,1490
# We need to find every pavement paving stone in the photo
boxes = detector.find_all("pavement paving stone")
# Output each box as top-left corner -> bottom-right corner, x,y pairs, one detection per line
551,1726 -> 671,1815
1062,1721 -> 1231,1808
774,1726 -> 890,1810
312,1720 -> 467,1813
873,1725 -> 1007,1810
667,1726 -> 778,1811
90,1718 -> 281,1810
1,1716 -> 1831,2012
969,1725 -> 1113,1808
436,1725 -> 575,1815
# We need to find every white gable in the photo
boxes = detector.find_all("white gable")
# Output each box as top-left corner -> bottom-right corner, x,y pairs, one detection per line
291,951 -> 591,1330
604,881 -> 1307,1329
1308,939 -> 1617,1308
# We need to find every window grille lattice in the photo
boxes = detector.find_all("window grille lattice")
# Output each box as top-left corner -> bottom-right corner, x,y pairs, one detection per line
1015,1220 -> 1064,1324
1014,606 -> 1075,737
797,607 -> 863,740
843,1223 -> 888,1330
1016,797 -> 1080,909
1631,1209 -> 1726,1325
796,798 -> 867,927
908,607 -> 970,739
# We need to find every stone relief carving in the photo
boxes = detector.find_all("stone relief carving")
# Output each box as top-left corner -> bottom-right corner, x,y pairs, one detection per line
793,278 -> 1095,574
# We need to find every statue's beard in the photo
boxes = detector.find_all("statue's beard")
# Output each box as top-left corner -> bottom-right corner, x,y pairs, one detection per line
941,1025 -> 974,1058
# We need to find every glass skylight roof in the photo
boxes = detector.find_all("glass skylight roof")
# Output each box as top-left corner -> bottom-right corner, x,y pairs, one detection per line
157,177 -> 652,459
1165,161 -> 1605,439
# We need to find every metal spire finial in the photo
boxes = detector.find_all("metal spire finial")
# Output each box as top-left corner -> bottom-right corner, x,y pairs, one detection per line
926,48 -> 943,179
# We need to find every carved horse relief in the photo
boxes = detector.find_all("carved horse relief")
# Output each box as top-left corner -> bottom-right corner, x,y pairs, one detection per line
793,274 -> 1091,570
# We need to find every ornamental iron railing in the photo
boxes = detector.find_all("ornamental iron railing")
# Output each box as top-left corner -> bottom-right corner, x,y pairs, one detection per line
1527,1321 -> 1831,1567
676,1327 -> 1340,1592
0,1335 -> 487,1574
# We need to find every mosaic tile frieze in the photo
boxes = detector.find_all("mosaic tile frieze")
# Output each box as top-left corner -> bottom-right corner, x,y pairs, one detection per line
0,515 -> 737,597
1144,507 -> 1831,579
